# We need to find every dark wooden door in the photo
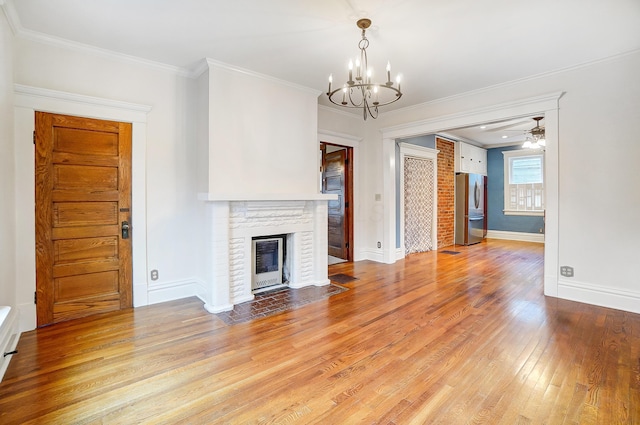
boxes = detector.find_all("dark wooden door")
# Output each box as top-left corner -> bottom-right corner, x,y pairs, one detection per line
35,112 -> 133,326
323,149 -> 348,259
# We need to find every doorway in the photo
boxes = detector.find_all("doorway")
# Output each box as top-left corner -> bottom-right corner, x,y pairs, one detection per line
35,112 -> 133,326
320,142 -> 353,263
400,155 -> 437,255
380,92 -> 560,296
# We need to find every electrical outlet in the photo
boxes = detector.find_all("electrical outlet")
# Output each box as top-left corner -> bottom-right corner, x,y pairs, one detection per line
377,241 -> 381,248
150,269 -> 159,281
560,266 -> 574,277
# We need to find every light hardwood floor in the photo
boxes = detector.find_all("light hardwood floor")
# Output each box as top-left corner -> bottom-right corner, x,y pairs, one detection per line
1,239 -> 638,424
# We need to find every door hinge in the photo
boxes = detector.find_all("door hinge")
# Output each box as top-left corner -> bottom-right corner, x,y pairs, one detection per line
34,291 -> 37,304
33,131 -> 36,144
345,158 -> 349,164
345,242 -> 349,248
345,202 -> 349,208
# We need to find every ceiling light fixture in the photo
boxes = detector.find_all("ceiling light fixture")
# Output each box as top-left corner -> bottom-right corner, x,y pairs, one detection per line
522,117 -> 546,149
326,18 -> 402,120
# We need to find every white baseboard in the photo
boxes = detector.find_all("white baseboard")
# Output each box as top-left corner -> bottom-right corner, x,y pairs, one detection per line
133,282 -> 149,307
396,247 -> 405,260
361,248 -> 384,263
147,277 -> 205,306
314,278 -> 331,287
287,278 -> 330,289
17,302 -> 36,333
486,230 -> 545,243
558,279 -> 640,314
204,302 -> 234,314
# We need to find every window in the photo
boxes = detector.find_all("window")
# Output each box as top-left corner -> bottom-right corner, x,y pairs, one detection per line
503,150 -> 544,215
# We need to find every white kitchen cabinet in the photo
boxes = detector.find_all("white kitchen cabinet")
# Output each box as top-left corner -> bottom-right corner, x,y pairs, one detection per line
455,142 -> 487,175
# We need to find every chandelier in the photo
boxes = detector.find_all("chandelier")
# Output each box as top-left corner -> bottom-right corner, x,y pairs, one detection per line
522,117 -> 546,149
326,18 -> 402,120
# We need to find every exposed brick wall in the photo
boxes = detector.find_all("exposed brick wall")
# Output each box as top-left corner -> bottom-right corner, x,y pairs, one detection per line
436,138 -> 455,248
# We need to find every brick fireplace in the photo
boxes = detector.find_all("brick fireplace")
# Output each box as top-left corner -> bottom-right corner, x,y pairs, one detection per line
198,196 -> 335,313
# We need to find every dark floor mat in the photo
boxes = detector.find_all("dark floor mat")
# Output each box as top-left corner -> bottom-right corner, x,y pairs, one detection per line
440,250 -> 461,255
328,273 -> 359,284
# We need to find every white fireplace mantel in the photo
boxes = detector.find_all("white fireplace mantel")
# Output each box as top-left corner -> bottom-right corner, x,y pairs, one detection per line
199,194 -> 337,314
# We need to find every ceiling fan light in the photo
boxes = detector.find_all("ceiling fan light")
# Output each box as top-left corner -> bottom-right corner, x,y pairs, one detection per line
538,138 -> 546,146
522,140 -> 532,148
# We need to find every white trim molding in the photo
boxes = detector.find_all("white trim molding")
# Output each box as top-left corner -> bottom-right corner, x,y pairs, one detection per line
147,278 -> 207,306
1,0 -> 190,77
382,92 -> 564,140
203,58 -> 320,95
558,279 -> 640,315
486,230 -> 545,243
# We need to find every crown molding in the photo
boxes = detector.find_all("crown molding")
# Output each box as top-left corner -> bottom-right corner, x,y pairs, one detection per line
21,27 -> 192,77
1,0 -> 20,34
1,0 -> 191,77
388,48 -> 640,118
204,58 -> 320,96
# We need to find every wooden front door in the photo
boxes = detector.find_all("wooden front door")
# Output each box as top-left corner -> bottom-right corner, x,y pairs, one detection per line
322,146 -> 352,260
35,112 -> 133,326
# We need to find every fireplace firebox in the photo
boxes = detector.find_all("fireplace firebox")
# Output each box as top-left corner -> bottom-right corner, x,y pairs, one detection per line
252,234 -> 287,292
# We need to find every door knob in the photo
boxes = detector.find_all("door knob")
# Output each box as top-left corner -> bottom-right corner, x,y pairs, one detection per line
121,221 -> 130,239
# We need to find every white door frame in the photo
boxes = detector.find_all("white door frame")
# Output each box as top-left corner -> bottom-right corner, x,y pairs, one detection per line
317,129 -> 363,260
398,143 -> 439,259
14,84 -> 151,331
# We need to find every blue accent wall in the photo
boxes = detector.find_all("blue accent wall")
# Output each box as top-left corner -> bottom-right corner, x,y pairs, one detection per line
487,145 -> 545,233
400,135 -> 436,149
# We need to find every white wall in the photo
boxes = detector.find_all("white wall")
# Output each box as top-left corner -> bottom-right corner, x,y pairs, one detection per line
0,7 -> 16,308
203,61 -> 320,197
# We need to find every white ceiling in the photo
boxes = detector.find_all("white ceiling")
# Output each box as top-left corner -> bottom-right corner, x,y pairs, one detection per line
6,0 -> 640,146
441,116 -> 545,147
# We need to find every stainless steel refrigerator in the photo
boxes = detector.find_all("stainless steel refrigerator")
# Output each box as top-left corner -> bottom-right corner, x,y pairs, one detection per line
455,173 -> 486,245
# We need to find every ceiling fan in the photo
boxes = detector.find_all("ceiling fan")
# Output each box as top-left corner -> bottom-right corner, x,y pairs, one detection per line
522,116 -> 545,149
